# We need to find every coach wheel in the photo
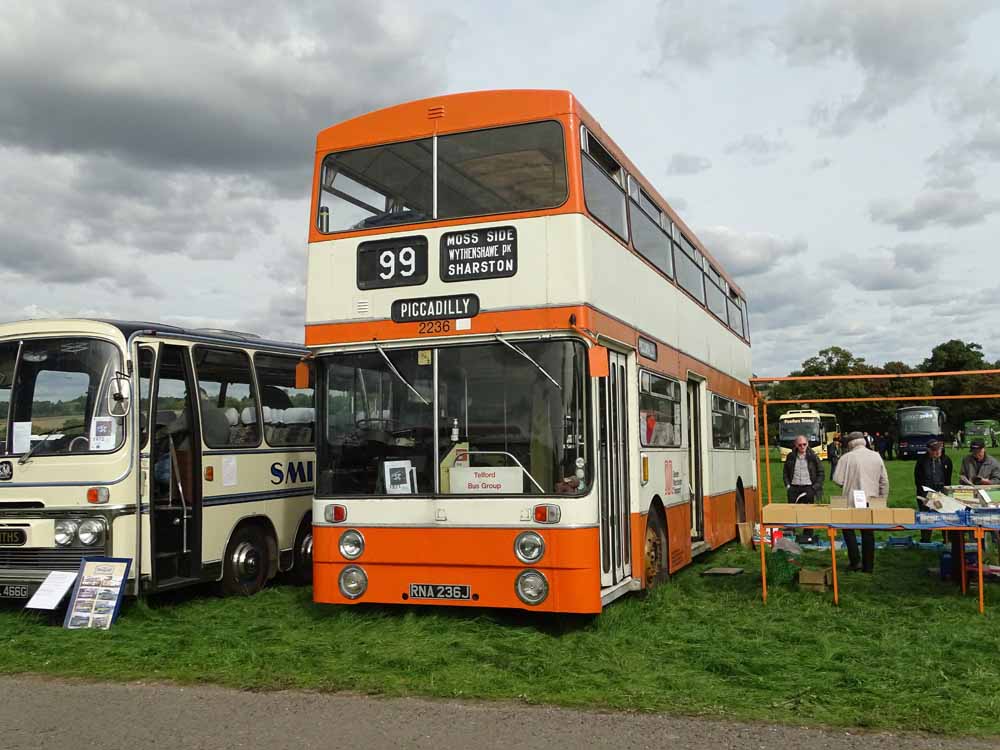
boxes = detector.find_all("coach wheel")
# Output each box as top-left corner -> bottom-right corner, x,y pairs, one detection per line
220,524 -> 270,596
289,516 -> 313,586
643,510 -> 668,589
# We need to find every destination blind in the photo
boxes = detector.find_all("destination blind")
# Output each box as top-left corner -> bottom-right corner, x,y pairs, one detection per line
440,226 -> 517,282
391,293 -> 480,323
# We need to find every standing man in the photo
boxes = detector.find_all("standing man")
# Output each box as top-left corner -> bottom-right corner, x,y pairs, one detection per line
828,437 -> 841,476
914,439 -> 953,543
833,431 -> 889,573
783,436 -> 824,544
960,440 -> 1000,485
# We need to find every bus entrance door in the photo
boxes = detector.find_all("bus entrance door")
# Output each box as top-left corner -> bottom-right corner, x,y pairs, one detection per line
598,350 -> 632,588
149,345 -> 203,588
687,379 -> 705,541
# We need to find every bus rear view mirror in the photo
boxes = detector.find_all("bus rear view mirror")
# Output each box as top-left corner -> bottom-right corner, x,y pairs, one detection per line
107,376 -> 132,418
295,361 -> 313,389
588,346 -> 609,378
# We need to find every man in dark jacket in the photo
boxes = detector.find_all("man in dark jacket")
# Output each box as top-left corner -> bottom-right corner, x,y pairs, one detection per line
914,439 -> 953,543
783,436 -> 824,543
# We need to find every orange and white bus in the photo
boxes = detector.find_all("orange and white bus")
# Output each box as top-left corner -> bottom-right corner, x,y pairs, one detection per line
305,90 -> 757,613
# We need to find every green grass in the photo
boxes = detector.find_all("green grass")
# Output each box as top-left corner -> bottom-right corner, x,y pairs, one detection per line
1,447 -> 997,736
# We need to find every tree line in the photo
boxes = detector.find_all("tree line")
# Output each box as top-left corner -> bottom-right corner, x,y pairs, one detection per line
758,340 -> 1000,440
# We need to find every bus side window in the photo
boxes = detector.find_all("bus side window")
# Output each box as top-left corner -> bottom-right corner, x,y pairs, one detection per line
193,347 -> 261,449
254,354 -> 315,447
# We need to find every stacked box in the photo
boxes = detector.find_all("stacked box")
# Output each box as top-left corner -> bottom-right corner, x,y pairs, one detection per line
762,504 -> 798,524
891,508 -> 916,525
868,497 -> 888,509
795,506 -> 832,525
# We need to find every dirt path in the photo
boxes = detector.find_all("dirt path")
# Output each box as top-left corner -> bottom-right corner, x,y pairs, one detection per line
3,675 -> 997,750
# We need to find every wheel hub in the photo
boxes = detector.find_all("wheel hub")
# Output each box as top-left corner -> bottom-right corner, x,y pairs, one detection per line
231,541 -> 260,579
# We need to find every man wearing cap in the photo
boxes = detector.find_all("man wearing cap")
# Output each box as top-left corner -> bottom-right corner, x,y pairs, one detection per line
833,431 -> 889,572
914,439 -> 953,543
960,440 -> 1000,485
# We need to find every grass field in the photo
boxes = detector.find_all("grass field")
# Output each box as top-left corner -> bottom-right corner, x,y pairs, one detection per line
1,448 -> 998,736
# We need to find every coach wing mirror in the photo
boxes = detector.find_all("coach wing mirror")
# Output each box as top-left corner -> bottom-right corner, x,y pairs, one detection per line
295,360 -> 314,389
107,376 -> 133,418
588,346 -> 609,378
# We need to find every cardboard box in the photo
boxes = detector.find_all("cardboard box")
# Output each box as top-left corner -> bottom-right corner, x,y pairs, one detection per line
795,506 -> 833,525
849,509 -> 873,525
868,496 -> 888,509
830,508 -> 856,525
891,508 -> 916,525
799,567 -> 833,586
870,508 -> 896,525
762,504 -> 798,524
830,495 -> 850,508
737,522 -> 753,548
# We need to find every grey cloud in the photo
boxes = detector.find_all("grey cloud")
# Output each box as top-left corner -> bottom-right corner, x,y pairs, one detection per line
653,0 -> 765,69
870,189 -> 1000,231
833,244 -> 940,292
665,153 -> 712,175
809,157 -> 833,171
0,2 -> 452,194
724,133 -> 790,164
778,0 -> 992,134
697,226 -> 806,277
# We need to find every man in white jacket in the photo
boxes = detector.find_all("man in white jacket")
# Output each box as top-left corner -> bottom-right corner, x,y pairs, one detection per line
833,431 -> 889,573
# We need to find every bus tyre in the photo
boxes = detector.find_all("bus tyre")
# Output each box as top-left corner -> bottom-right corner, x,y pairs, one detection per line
643,510 -> 668,589
289,517 -> 313,586
221,525 -> 270,596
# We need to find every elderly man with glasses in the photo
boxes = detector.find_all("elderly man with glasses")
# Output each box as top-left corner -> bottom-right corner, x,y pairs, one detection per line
960,439 -> 1000,486
783,435 -> 824,544
914,439 -> 952,543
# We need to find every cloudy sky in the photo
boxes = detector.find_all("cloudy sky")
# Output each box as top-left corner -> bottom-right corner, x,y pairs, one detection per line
2,1 -> 999,375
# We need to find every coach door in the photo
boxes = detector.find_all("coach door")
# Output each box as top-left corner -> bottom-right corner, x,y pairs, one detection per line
148,344 -> 203,588
598,350 -> 632,588
686,378 -> 705,540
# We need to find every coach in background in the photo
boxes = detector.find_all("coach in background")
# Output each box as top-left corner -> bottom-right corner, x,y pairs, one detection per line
914,439 -> 952,543
783,436 -> 824,544
960,439 -> 1000,485
833,431 -> 889,573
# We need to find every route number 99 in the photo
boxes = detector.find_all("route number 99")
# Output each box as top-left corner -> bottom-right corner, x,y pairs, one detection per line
379,247 -> 416,279
357,237 -> 428,290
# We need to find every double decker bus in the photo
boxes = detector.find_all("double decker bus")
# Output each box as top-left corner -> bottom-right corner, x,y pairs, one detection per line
306,90 -> 756,613
0,319 -> 315,601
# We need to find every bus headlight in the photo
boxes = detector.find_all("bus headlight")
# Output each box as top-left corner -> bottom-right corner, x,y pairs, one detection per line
514,531 -> 545,563
78,519 -> 106,547
515,569 -> 548,606
54,520 -> 79,547
339,566 -> 368,599
338,530 -> 365,560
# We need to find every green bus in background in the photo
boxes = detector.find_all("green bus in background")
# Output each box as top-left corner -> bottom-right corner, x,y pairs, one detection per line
963,419 -> 1000,447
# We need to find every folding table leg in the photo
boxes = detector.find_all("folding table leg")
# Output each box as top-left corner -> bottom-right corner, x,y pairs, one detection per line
760,524 -> 768,604
828,527 -> 839,606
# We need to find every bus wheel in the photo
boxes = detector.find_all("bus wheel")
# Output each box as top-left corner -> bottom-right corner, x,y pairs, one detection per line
289,517 -> 313,586
643,511 -> 668,589
221,525 -> 270,596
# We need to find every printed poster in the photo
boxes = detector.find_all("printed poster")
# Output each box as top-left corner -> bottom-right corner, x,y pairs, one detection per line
90,417 -> 116,451
64,557 -> 131,630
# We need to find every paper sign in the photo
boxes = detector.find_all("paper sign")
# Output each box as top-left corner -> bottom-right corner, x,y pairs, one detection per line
664,460 -> 673,494
12,422 -> 31,454
384,460 -> 416,494
26,570 -> 78,610
449,466 -> 522,494
64,557 -> 131,630
222,456 -> 238,487
90,417 -> 116,451
852,490 -> 868,508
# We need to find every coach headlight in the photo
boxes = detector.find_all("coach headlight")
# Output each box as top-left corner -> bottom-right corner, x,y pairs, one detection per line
54,519 -> 79,547
514,531 -> 545,563
78,519 -> 106,547
515,569 -> 549,606
338,530 -> 365,560
339,566 -> 368,599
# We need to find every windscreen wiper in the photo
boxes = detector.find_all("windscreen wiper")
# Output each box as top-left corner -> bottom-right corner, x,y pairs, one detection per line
18,423 -> 87,465
373,343 -> 429,405
494,335 -> 561,390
